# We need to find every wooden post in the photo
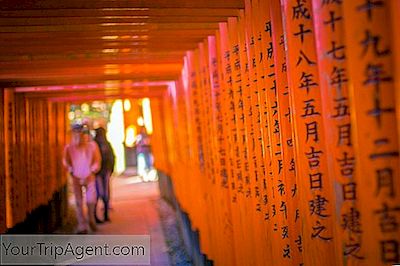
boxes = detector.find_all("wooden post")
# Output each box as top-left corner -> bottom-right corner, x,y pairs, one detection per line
281,0 -> 338,264
0,89 -> 6,233
312,0 -> 364,264
343,0 -> 400,264
219,20 -> 246,266
270,0 -> 304,264
243,0 -> 272,264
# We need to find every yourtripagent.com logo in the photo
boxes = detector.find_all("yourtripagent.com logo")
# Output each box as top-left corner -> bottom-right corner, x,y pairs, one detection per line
0,235 -> 150,265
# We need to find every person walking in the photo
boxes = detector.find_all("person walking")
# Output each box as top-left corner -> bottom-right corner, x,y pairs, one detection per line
94,127 -> 115,223
63,124 -> 101,234
135,126 -> 152,180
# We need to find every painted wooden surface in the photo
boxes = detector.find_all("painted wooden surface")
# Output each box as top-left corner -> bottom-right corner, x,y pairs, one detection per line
1,0 -> 400,264
153,0 -> 400,265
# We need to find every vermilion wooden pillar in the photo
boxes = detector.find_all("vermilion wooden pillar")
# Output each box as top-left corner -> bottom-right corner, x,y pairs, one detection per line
312,0 -> 363,264
270,0 -> 304,264
217,27 -> 240,265
219,20 -> 246,266
208,34 -> 236,266
281,0 -> 338,264
4,89 -> 15,229
243,1 -> 272,264
198,39 -> 218,259
186,49 -> 204,235
0,89 -> 6,233
343,0 -> 400,264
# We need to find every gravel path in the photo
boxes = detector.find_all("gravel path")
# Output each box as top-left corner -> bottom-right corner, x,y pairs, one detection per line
157,199 -> 193,266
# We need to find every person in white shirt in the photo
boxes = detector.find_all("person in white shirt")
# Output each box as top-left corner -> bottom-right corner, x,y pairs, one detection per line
63,124 -> 101,234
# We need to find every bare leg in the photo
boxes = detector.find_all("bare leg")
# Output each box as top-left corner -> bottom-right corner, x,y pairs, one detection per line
86,178 -> 98,232
72,178 -> 87,233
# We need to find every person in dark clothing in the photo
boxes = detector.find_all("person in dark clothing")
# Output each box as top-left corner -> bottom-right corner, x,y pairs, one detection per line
94,127 -> 115,223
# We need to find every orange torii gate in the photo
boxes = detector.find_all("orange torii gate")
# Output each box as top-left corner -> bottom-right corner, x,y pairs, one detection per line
152,0 -> 400,265
1,0 -> 399,265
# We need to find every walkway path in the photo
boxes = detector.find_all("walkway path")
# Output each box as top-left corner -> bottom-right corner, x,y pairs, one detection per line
93,172 -> 171,266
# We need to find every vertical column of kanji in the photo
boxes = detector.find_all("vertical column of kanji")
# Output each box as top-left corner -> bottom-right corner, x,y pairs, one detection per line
219,21 -> 245,265
312,0 -> 365,263
252,0 -> 269,239
243,1 -> 270,263
252,1 -> 276,239
208,35 -> 222,265
270,0 -> 304,264
281,0 -> 338,264
259,0 -> 291,263
247,0 -> 274,261
227,17 -> 248,250
210,33 -> 236,266
194,48 -> 208,241
182,58 -> 196,212
186,50 -> 202,232
343,0 -> 400,264
230,15 -> 259,264
196,42 -> 208,255
217,30 -> 239,266
239,6 -> 266,264
0,89 -> 5,233
198,40 -> 215,258
206,39 -> 219,260
183,55 -> 198,216
238,12 -> 262,265
194,47 -> 210,253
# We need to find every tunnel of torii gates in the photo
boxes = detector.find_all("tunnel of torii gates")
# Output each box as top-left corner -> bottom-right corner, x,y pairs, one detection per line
0,0 -> 400,265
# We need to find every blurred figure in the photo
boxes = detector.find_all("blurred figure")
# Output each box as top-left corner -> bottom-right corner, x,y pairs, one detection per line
63,124 -> 101,234
135,126 -> 153,180
94,127 -> 115,222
